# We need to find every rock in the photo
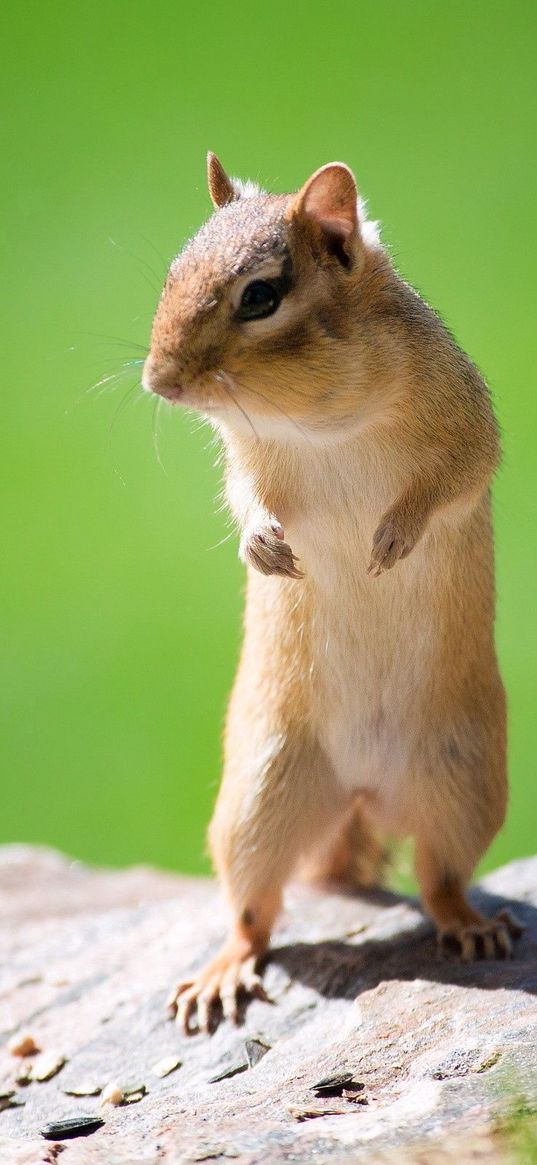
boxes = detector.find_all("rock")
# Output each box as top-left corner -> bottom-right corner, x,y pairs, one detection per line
0,845 -> 536,1163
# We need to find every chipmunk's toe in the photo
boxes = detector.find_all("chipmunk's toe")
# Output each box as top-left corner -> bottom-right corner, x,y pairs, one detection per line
438,909 -> 523,962
168,954 -> 269,1035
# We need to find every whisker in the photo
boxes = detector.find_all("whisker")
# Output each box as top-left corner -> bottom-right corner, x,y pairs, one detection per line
139,233 -> 170,277
192,416 -> 209,434
86,360 -> 144,397
66,360 -> 143,415
216,368 -> 313,447
77,331 -> 149,353
99,378 -> 143,488
135,268 -> 162,297
108,236 -> 163,295
151,396 -> 168,476
207,433 -> 224,461
214,371 -> 260,442
108,379 -> 143,440
206,530 -> 236,552
83,353 -> 145,373
242,382 -> 314,447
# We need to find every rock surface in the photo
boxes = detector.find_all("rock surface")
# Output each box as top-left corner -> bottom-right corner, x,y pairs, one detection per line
1,846 -> 536,1164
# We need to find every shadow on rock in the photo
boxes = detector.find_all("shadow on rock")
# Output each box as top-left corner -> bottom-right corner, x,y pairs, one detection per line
269,887 -> 537,1000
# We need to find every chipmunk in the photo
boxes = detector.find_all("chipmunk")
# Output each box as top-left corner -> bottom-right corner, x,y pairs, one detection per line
143,153 -> 521,1034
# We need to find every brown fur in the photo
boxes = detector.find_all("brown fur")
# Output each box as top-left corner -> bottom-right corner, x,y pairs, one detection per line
144,155 -> 519,1033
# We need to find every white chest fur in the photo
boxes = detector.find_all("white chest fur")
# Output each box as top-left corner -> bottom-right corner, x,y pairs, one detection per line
225,426 -> 458,828
280,437 -> 443,819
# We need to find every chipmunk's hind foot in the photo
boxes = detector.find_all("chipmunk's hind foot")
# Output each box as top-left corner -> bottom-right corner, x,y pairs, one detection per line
168,949 -> 269,1035
438,909 -> 523,962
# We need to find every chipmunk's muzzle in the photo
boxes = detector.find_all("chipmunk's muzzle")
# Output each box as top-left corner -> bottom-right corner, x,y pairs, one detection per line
142,354 -> 184,402
143,351 -> 229,414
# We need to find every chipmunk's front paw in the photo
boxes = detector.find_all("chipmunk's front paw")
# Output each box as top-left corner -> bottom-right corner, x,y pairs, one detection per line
438,910 -> 523,962
368,511 -> 422,577
240,519 -> 302,580
167,948 -> 269,1035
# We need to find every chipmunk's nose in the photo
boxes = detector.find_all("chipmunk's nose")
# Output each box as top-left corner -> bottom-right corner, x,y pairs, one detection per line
142,353 -> 183,401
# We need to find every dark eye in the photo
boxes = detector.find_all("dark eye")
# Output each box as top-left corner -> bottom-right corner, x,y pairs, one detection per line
238,279 -> 281,321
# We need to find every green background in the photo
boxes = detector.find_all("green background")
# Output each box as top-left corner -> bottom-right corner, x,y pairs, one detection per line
1,0 -> 535,882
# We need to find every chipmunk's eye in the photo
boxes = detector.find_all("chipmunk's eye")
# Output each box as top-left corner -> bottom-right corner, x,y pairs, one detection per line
238,280 -> 281,321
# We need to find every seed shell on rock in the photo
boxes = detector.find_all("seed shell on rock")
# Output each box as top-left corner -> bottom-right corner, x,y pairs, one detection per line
122,1081 -> 147,1098
123,1089 -> 146,1104
0,1096 -> 25,1111
244,1038 -> 271,1068
63,1082 -> 102,1097
314,1078 -> 364,1098
311,1070 -> 355,1091
41,1115 -> 105,1140
0,1092 -> 25,1113
208,1062 -> 248,1083
151,1056 -> 182,1078
101,1083 -> 124,1106
34,1053 -> 67,1082
15,1062 -> 33,1086
288,1104 -> 349,1121
342,1090 -> 368,1104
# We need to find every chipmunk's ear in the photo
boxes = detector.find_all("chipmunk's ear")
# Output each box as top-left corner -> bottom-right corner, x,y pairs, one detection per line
288,163 -> 359,262
207,152 -> 237,209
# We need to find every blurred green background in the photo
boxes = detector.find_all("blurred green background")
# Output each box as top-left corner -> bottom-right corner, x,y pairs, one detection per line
1,0 -> 535,881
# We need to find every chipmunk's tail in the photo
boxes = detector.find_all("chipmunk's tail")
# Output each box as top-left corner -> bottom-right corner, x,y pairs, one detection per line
299,797 -> 387,891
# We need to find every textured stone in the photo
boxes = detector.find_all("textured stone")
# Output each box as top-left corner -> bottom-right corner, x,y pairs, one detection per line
0,845 -> 536,1163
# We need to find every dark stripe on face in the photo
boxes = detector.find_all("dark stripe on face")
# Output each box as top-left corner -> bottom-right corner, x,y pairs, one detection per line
276,253 -> 294,298
236,249 -> 294,294
256,319 -> 311,357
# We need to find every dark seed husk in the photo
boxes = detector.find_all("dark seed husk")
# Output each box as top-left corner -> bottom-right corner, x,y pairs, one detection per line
244,1038 -> 271,1068
208,1061 -> 248,1083
315,1079 -> 365,1098
311,1070 -> 355,1091
16,1063 -> 33,1087
0,1095 -> 25,1112
41,1115 -> 105,1140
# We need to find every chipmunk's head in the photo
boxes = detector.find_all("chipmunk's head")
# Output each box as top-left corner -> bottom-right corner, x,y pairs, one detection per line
143,153 -> 383,440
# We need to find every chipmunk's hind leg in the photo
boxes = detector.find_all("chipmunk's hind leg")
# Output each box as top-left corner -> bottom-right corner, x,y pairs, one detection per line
417,855 -> 522,960
169,888 -> 279,1035
300,797 -> 386,891
169,731 -> 345,1033
414,704 -> 522,960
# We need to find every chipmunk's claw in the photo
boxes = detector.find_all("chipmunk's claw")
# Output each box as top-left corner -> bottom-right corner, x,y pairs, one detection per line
168,955 -> 269,1035
368,517 -> 417,576
438,909 -> 523,962
240,521 -> 303,580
